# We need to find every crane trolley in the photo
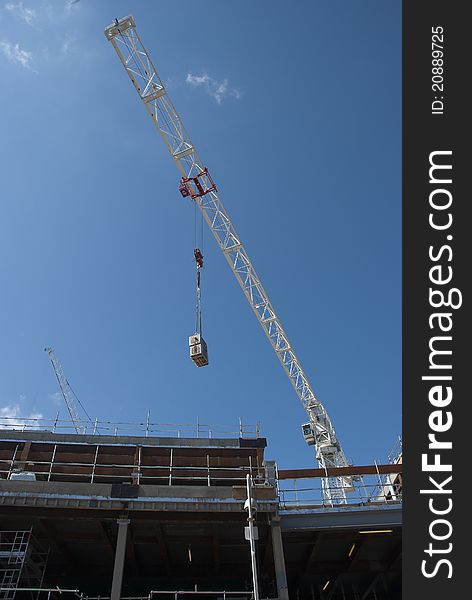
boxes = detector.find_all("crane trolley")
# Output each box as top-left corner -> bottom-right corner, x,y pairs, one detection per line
179,167 -> 217,199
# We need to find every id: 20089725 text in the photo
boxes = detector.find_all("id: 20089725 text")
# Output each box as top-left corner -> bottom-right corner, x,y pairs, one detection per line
431,26 -> 444,115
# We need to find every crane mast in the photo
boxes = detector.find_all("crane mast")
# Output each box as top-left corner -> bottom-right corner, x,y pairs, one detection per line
105,16 -> 351,502
45,347 -> 83,434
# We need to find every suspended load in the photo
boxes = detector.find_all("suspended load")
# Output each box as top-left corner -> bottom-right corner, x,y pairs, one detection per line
189,247 -> 208,367
189,333 -> 208,367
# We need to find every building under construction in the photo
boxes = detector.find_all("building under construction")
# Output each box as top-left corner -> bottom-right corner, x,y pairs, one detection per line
0,418 -> 401,600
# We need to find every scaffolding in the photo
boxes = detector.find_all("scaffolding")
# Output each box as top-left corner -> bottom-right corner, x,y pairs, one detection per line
0,529 -> 49,600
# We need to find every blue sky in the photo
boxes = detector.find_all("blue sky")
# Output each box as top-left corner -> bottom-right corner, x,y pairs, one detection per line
0,0 -> 401,468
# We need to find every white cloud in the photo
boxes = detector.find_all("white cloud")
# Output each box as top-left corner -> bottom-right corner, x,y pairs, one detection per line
60,32 -> 76,56
186,72 -> 241,104
0,39 -> 34,69
186,73 -> 211,86
4,2 -> 36,27
0,403 -> 43,430
49,391 -> 62,406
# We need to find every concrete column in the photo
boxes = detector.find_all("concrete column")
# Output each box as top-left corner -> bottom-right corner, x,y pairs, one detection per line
110,517 -> 130,600
271,516 -> 289,600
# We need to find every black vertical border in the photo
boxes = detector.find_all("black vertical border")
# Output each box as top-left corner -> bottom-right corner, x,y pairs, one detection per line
403,2 -> 468,597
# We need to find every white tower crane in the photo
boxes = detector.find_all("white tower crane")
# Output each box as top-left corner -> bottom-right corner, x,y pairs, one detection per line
45,347 -> 88,434
104,16 -> 352,503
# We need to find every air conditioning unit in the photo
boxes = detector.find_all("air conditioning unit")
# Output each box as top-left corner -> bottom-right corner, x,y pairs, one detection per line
189,333 -> 209,367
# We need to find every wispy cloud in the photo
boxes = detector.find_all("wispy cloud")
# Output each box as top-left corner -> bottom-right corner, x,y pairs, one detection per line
0,403 -> 43,430
186,72 -> 241,104
0,39 -> 35,70
4,2 -> 37,27
60,32 -> 76,56
2,1 -> 88,69
49,391 -> 62,407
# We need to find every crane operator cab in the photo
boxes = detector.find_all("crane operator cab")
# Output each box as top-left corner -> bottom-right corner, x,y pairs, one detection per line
302,422 -> 316,446
189,333 -> 208,367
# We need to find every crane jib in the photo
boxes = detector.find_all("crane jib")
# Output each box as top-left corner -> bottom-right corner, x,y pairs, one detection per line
104,15 -> 352,503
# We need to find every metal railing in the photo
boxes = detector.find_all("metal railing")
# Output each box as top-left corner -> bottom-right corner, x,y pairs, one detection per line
149,592 -> 254,599
0,458 -> 266,487
0,590 -> 254,600
0,590 -> 81,600
278,470 -> 402,509
0,439 -> 269,487
88,593 -> 254,600
0,415 -> 262,440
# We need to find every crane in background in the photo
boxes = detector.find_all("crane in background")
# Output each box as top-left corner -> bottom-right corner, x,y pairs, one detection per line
105,16 -> 352,503
45,347 -> 91,434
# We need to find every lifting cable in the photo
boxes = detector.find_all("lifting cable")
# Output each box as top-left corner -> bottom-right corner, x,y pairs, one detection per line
194,199 -> 204,336
195,266 -> 202,335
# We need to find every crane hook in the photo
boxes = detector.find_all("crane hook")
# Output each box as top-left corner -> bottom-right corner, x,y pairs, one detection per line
194,248 -> 204,269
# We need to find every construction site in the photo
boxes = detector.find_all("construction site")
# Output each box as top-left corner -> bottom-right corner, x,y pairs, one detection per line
0,416 -> 401,600
1,12 -> 401,600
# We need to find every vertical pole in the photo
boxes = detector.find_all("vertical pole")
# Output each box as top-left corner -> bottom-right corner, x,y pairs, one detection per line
374,460 -> 385,502
48,445 -> 57,482
271,516 -> 289,600
91,445 -> 99,484
246,474 -> 260,600
8,444 -> 19,479
137,446 -> 142,485
110,517 -> 130,600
